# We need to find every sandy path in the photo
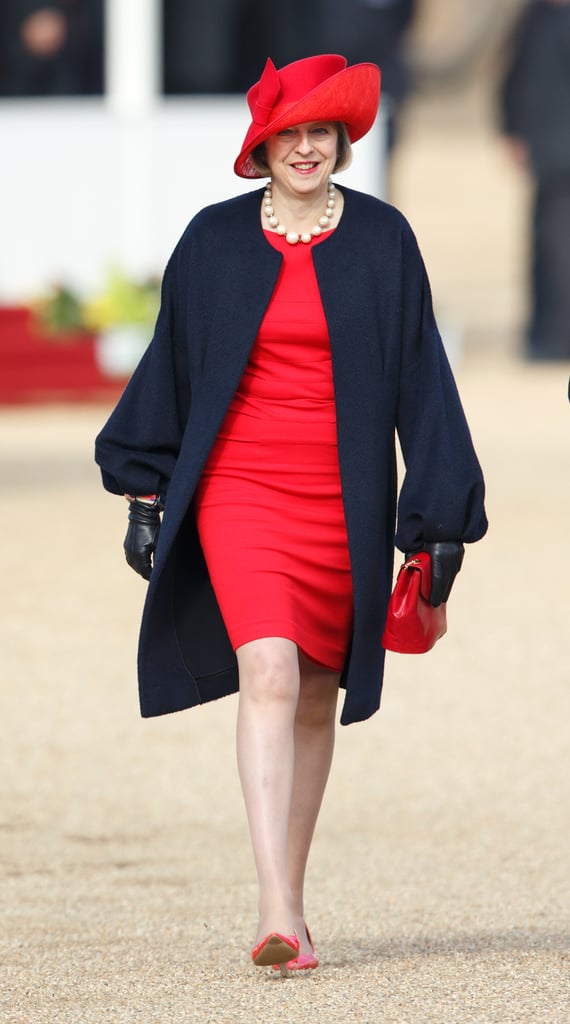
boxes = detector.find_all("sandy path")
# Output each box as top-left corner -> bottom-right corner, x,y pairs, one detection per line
1,348 -> 568,1023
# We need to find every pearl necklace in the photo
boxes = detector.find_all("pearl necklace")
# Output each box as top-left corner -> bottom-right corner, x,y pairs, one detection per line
263,179 -> 336,245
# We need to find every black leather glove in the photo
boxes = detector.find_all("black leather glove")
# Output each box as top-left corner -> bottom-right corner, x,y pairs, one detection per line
406,541 -> 465,607
124,499 -> 162,580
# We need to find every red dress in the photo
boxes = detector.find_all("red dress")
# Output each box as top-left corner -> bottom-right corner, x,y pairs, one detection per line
194,229 -> 353,670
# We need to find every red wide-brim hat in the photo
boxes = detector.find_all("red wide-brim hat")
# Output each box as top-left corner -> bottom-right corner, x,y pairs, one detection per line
234,54 -> 381,179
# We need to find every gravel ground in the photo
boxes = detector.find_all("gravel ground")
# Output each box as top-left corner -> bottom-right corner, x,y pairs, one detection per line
1,350 -> 569,1024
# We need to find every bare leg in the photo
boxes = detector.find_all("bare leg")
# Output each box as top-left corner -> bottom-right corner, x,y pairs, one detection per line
288,653 -> 339,954
236,638 -> 339,954
236,637 -> 300,943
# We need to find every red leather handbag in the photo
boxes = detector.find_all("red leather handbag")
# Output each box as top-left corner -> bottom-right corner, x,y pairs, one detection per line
382,552 -> 447,654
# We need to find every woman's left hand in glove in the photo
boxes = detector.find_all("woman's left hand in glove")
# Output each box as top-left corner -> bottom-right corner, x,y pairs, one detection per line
406,541 -> 465,607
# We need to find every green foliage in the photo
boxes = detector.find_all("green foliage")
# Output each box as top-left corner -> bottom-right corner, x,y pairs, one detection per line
32,270 -> 161,338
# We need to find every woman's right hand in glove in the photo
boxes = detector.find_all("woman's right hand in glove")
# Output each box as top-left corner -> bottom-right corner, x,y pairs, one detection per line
123,498 -> 162,580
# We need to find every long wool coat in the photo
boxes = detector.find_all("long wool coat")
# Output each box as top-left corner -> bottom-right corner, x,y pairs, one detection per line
95,186 -> 487,726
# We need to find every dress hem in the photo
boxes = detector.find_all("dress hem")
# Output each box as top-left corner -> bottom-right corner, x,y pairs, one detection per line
231,618 -> 347,673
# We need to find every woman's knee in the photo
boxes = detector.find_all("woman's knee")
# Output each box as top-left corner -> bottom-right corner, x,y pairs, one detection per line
237,638 -> 299,704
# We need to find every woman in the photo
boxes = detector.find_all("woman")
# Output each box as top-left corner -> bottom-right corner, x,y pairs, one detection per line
95,54 -> 487,974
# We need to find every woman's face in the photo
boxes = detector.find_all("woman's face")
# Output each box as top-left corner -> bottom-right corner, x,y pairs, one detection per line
264,121 -> 339,198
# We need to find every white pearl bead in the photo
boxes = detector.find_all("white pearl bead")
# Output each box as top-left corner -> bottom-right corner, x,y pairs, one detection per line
312,225 -> 322,236
300,233 -> 312,244
268,215 -> 279,228
286,232 -> 300,245
276,225 -> 287,235
319,215 -> 330,227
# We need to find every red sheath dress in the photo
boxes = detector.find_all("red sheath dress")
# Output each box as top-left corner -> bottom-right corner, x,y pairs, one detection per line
194,229 -> 353,670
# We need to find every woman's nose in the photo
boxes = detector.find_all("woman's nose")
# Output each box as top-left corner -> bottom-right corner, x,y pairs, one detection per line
295,132 -> 313,153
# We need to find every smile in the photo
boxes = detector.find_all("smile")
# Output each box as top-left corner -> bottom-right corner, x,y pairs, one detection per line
292,162 -> 319,173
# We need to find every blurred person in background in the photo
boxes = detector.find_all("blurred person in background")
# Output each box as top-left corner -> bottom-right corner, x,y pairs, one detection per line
500,0 -> 570,361
0,1 -> 104,97
95,54 -> 487,974
319,0 -> 417,155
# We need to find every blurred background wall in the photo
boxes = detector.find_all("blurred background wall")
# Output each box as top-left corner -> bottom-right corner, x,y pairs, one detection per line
0,0 -> 536,358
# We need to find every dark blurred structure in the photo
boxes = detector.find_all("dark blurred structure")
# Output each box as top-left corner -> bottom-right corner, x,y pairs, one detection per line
318,0 -> 417,153
0,1 -> 104,97
500,0 -> 570,360
162,0 -> 240,94
162,0 -> 318,95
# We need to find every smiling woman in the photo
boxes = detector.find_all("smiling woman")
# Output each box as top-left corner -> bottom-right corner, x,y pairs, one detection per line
95,53 -> 487,977
259,122 -> 343,243
252,120 -> 352,185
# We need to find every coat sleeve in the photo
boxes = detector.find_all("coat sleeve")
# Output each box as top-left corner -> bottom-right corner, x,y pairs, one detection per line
94,243 -> 191,499
394,223 -> 488,552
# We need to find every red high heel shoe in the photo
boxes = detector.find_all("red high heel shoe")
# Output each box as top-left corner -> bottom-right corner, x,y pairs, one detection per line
251,932 -> 299,968
272,924 -> 318,973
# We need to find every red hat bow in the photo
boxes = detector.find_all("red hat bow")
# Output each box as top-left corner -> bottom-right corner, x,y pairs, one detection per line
251,59 -> 281,127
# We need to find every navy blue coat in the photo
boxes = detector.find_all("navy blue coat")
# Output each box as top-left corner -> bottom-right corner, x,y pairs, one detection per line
95,186 -> 487,725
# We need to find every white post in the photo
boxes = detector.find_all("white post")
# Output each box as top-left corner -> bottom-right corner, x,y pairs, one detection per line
103,0 -> 162,278
105,0 -> 161,116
